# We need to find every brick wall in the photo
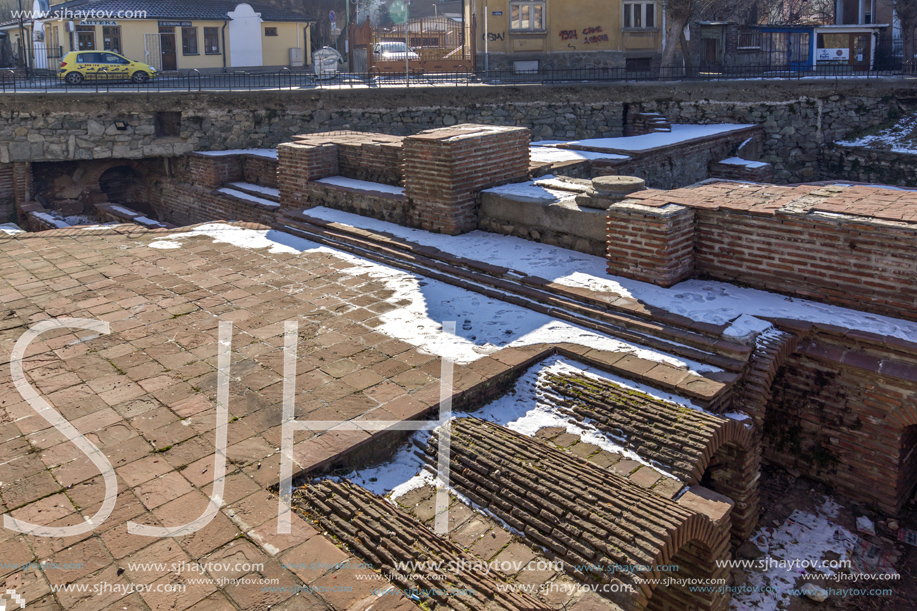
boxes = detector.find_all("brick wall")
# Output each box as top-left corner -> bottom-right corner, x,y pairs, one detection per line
708,160 -> 774,183
277,142 -> 339,212
156,184 -> 277,227
0,163 -> 13,220
694,209 -> 917,320
13,162 -> 31,207
606,202 -> 695,287
294,132 -> 405,187
301,183 -> 409,225
611,182 -> 917,321
765,328 -> 917,513
241,156 -> 279,188
188,154 -> 243,190
403,125 -> 530,235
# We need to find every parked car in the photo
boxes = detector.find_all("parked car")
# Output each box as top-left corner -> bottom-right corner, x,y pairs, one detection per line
58,51 -> 157,84
373,42 -> 420,61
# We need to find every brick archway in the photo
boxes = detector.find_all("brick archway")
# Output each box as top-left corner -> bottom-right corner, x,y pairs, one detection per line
646,514 -> 731,611
83,160 -> 144,188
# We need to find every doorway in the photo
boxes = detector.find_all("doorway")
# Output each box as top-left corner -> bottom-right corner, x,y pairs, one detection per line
77,26 -> 95,51
850,33 -> 870,69
159,27 -> 177,70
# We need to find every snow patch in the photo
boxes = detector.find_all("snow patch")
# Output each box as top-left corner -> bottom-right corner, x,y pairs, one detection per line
530,146 -> 630,163
301,207 -> 917,344
718,156 -> 769,169
217,188 -> 280,207
226,182 -> 280,198
196,148 -> 278,159
315,176 -> 405,196
564,124 -> 757,153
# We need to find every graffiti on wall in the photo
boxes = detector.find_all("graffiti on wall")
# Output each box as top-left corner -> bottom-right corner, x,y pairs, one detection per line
559,25 -> 609,45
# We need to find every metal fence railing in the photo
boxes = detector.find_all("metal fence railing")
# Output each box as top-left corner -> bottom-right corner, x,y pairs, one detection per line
0,63 -> 914,93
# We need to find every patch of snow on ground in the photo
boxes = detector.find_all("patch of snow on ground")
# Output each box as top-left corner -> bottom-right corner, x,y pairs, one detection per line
226,182 -> 281,198
151,223 -> 716,371
483,176 -> 580,202
218,188 -> 280,207
718,157 -> 769,168
733,497 -> 858,611
303,207 -> 917,344
109,205 -> 138,217
33,212 -> 70,229
316,176 -> 405,196
196,149 -> 278,159
563,124 -> 757,153
334,356 -> 693,498
529,146 -> 630,163
724,314 -> 774,343
0,223 -> 24,235
837,113 -> 917,154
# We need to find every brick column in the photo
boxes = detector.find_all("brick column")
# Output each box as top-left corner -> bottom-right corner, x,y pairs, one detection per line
277,142 -> 339,212
12,162 -> 32,207
188,154 -> 244,190
403,124 -> 530,235
606,201 -> 695,287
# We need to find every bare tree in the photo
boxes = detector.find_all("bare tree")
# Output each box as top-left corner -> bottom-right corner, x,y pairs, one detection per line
660,0 -> 751,70
756,0 -> 835,24
893,0 -> 917,71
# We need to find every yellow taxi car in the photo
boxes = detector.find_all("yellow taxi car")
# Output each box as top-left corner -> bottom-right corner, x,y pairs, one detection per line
58,51 -> 158,84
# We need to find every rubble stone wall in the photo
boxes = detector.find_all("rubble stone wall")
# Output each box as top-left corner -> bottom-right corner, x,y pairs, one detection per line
0,79 -> 909,184
820,145 -> 917,187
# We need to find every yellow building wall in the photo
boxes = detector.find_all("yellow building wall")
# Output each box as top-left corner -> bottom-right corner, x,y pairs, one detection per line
261,21 -> 311,67
478,0 -> 656,54
67,19 -> 311,70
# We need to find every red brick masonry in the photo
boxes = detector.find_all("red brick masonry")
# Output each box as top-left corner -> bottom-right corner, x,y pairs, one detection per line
607,182 -> 917,320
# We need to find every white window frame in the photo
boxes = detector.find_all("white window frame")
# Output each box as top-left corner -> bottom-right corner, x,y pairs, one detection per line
623,2 -> 657,30
510,1 -> 546,32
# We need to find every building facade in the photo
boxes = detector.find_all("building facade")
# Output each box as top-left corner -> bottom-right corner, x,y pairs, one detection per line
469,0 -> 663,71
3,0 -> 312,72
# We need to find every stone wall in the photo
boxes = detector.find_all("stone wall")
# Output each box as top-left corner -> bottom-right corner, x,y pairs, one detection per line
586,126 -> 763,189
820,145 -> 917,187
0,80 -> 911,184
624,85 -> 908,183
765,326 -> 917,514
478,194 -> 607,256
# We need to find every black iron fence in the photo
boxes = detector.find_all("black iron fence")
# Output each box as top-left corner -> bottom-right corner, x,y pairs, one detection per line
0,62 -> 914,93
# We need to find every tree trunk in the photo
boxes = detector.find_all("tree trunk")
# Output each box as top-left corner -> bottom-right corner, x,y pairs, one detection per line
906,22 -> 916,74
660,14 -> 690,74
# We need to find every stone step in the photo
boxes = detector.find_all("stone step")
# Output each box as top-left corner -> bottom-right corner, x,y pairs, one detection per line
215,186 -> 280,209
222,182 -> 281,203
275,210 -> 750,374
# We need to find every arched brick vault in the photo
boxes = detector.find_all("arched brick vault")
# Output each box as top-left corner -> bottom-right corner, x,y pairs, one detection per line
542,373 -> 761,542
422,419 -> 732,611
83,160 -> 145,188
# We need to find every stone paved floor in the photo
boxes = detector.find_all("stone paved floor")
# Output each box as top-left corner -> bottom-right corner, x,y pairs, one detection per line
0,224 -> 450,610
0,223 -> 728,611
